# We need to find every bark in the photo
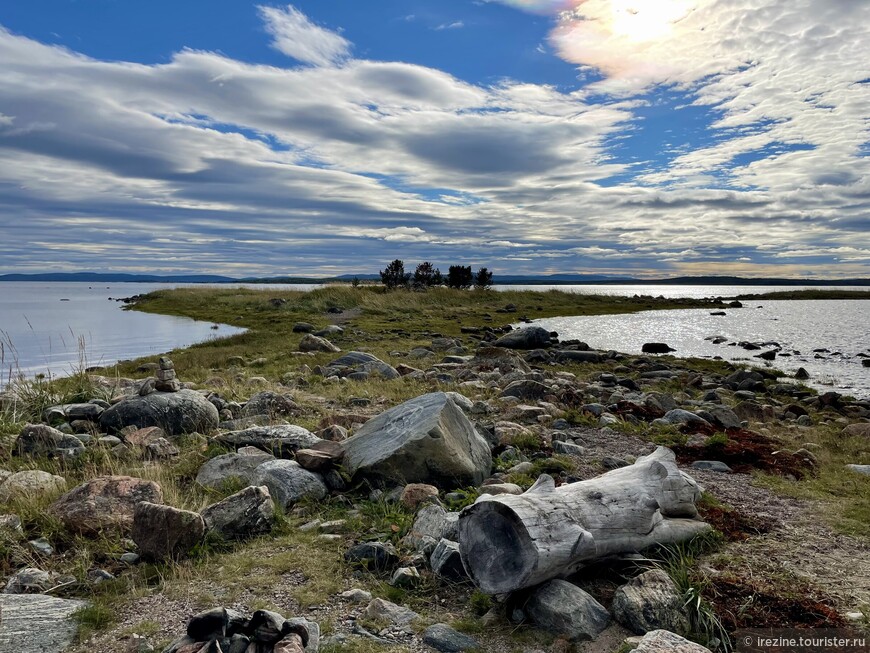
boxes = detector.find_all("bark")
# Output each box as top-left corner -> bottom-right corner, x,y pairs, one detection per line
458,446 -> 710,594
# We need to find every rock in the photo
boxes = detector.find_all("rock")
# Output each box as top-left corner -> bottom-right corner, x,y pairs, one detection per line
0,594 -> 86,652
641,343 -> 675,354
196,450 -> 275,489
500,380 -> 550,401
295,443 -> 343,472
553,441 -> 586,456
846,464 -> 870,476
49,476 -> 163,535
315,325 -> 344,337
124,426 -> 167,447
44,402 -> 104,423
634,629 -> 712,652
3,567 -> 57,594
29,537 -> 54,556
0,469 -> 66,501
661,409 -> 711,428
422,624 -> 480,653
363,598 -> 419,626
345,542 -> 400,571
389,566 -> 422,588
340,588 -> 373,604
325,351 -> 400,380
555,350 -> 603,364
479,482 -> 523,495
795,367 -> 810,380
100,390 -> 219,436
843,423 -> 870,438
0,514 -> 22,532
493,327 -> 553,350
702,406 -> 742,430
403,503 -> 460,554
299,334 -> 341,353
341,392 -> 492,488
146,437 -> 180,460
200,485 -> 275,540
132,502 -> 206,561
252,460 -> 327,509
14,424 -> 85,459
400,483 -> 439,509
733,400 -> 767,423
690,461 -> 733,473
242,391 -> 298,418
756,349 -> 777,361
430,539 -> 466,580
216,425 -> 321,456
524,579 -> 611,641
612,569 -> 690,635
293,322 -> 316,333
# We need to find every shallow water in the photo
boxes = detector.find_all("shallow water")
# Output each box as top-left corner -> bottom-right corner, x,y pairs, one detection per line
526,300 -> 870,399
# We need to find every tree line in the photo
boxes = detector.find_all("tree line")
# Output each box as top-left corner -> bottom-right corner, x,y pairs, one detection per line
379,260 -> 493,290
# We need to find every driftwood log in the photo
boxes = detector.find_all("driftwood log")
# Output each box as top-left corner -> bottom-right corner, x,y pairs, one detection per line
458,446 -> 710,594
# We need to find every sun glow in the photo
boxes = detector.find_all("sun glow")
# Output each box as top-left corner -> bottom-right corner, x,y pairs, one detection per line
609,0 -> 694,42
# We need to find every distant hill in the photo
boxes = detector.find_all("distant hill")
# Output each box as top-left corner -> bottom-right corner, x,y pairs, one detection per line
1,272 -> 868,286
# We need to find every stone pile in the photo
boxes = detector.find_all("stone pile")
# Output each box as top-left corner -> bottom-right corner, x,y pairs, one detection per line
155,357 -> 182,393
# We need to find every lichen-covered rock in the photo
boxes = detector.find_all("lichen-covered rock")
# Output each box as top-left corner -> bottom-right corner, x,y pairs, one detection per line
100,389 -> 218,435
195,449 -> 275,489
241,391 -> 298,418
216,425 -> 321,456
612,569 -> 690,635
48,476 -> 163,535
0,470 -> 66,501
14,424 -> 85,459
493,327 -> 553,350
299,334 -> 341,353
200,485 -> 275,540
635,629 -> 712,652
252,460 -> 327,509
341,393 -> 492,488
132,502 -> 206,561
525,579 -> 611,641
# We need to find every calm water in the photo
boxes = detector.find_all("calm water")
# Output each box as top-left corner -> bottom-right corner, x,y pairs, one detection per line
494,284 -> 868,298
526,300 -> 870,399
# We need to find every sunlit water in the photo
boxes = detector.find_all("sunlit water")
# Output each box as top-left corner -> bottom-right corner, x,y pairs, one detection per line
525,300 -> 870,399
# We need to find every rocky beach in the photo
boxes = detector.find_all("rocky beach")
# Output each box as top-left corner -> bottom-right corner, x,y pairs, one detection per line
1,286 -> 868,653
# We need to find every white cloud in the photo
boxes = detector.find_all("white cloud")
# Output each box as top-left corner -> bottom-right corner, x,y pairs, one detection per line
435,21 -> 465,30
258,4 -> 351,67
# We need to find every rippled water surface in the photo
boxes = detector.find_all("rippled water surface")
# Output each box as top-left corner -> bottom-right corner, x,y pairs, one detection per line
527,300 -> 870,399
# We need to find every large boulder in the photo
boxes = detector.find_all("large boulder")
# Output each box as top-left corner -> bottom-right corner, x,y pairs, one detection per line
493,327 -> 553,350
14,424 -> 85,459
0,594 -> 86,652
195,448 -> 275,489
843,423 -> 870,438
524,579 -> 611,641
341,393 -> 492,488
100,389 -> 219,436
132,502 -> 206,561
241,391 -> 298,418
252,460 -> 328,509
216,425 -> 321,456
48,476 -> 163,535
0,470 -> 66,501
635,629 -> 712,652
323,351 -> 400,380
612,569 -> 690,635
299,334 -> 341,353
200,485 -> 275,540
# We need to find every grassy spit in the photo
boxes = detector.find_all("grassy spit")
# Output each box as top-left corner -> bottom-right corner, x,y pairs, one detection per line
0,285 -> 867,652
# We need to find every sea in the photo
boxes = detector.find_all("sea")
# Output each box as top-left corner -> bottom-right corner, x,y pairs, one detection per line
0,282 -> 867,398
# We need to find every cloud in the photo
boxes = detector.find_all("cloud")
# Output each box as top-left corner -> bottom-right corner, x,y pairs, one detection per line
435,21 -> 465,30
258,4 -> 351,66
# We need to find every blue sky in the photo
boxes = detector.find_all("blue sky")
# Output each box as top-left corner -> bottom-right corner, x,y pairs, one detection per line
0,0 -> 867,278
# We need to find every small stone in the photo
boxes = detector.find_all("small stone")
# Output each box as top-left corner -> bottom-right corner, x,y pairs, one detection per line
364,598 -> 419,626
340,588 -> 372,603
120,552 -> 140,565
422,624 -> 480,652
690,461 -> 733,474
400,483 -> 439,509
28,538 -> 54,556
389,566 -> 422,588
345,542 -> 399,571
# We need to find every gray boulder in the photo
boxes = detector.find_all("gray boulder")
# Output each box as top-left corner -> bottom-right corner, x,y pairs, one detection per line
241,391 -> 298,418
702,406 -> 742,430
0,470 -> 66,501
430,539 -> 466,580
525,579 -> 611,641
635,629 -> 712,652
660,409 -> 711,428
100,389 -> 219,436
216,425 -> 321,456
325,351 -> 400,380
341,393 -> 492,488
403,503 -> 460,554
3,568 -> 57,594
14,424 -> 85,459
196,449 -> 275,489
422,624 -> 480,653
299,334 -> 341,353
0,594 -> 86,652
555,350 -> 603,363
363,598 -> 419,626
201,485 -> 275,540
612,569 -> 690,635
252,460 -> 328,509
132,502 -> 206,561
500,380 -> 550,400
493,327 -> 552,350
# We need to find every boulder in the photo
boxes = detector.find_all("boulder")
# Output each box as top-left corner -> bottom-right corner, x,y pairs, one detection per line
635,629 -> 712,652
0,470 -> 66,501
363,598 -> 419,626
612,569 -> 690,635
524,579 -> 611,641
324,351 -> 400,380
252,460 -> 328,509
200,485 -> 275,540
555,350 -> 603,364
642,343 -> 675,354
14,424 -> 85,459
660,410 -> 711,428
400,483 -> 439,509
493,327 -> 552,350
241,391 -> 298,418
500,380 -> 550,401
430,539 -> 466,580
3,568 -> 57,594
100,389 -> 219,436
216,425 -> 321,456
299,334 -> 341,353
196,449 -> 275,489
345,542 -> 400,571
0,594 -> 86,652
422,624 -> 480,653
702,406 -> 742,430
124,426 -> 167,447
341,393 -> 492,488
403,503 -> 460,555
132,502 -> 206,561
49,476 -> 163,536
843,423 -> 870,438
186,607 -> 249,641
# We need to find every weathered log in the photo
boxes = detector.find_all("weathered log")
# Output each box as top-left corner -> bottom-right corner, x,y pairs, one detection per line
458,446 -> 710,594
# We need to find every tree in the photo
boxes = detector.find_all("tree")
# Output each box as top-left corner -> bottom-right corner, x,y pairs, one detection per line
432,268 -> 444,287
380,259 -> 410,290
474,267 -> 494,290
447,265 -> 473,289
413,261 -> 440,289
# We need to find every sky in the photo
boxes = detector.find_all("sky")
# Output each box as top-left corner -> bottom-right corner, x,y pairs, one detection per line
0,0 -> 868,279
